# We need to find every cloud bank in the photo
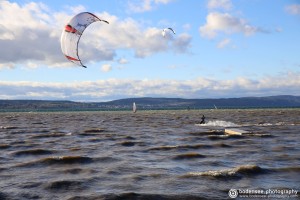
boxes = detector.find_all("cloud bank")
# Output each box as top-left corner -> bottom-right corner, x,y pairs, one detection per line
0,72 -> 299,101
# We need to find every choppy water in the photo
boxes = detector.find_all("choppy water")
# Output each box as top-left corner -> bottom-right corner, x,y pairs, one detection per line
0,109 -> 299,200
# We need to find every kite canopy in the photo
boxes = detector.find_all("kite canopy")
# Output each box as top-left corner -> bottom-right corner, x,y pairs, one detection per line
60,12 -> 109,68
162,28 -> 176,37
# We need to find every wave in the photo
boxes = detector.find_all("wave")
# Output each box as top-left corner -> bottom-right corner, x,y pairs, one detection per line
183,165 -> 268,179
0,126 -> 18,129
17,156 -> 94,167
0,144 -> 10,150
124,136 -> 136,140
67,192 -> 208,200
83,128 -> 106,133
148,145 -> 178,151
148,144 -> 213,151
64,168 -> 84,175
256,122 -> 296,126
21,182 -> 43,189
45,156 -> 94,165
208,134 -> 245,140
12,149 -> 53,156
248,133 -> 273,137
213,143 -> 232,148
181,144 -> 213,149
31,132 -> 67,139
45,180 -> 86,191
0,167 -> 6,173
0,192 -> 9,200
173,153 -> 206,160
31,122 -> 44,125
275,166 -> 300,173
118,141 -> 136,147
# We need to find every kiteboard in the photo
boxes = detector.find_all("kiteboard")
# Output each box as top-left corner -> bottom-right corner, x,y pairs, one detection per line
224,128 -> 248,135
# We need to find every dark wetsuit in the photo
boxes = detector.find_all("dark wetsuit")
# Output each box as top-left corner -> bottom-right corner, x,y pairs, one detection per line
200,115 -> 205,124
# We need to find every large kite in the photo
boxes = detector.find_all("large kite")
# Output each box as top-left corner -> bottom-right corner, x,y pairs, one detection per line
61,12 -> 109,68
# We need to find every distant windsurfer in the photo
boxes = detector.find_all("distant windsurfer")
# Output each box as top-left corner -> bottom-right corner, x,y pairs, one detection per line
200,115 -> 205,124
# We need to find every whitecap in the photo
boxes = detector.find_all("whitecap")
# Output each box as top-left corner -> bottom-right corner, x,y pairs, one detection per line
196,120 -> 239,127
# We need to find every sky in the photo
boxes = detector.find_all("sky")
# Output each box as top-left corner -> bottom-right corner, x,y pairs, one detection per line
0,0 -> 300,102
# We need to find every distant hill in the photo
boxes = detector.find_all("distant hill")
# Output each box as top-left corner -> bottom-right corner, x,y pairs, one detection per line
0,95 -> 300,111
104,95 -> 300,109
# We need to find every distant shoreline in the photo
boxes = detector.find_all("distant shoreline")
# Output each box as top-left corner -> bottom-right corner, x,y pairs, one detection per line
1,95 -> 300,112
1,107 -> 300,113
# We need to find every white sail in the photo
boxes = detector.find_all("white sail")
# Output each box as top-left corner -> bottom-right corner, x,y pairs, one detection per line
133,102 -> 137,113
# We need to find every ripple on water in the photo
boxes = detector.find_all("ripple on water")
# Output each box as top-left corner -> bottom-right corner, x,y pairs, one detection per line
0,126 -> 18,130
16,156 -> 94,167
61,168 -> 98,175
12,149 -> 54,156
83,128 -> 106,133
172,152 -> 206,160
148,144 -> 213,151
45,180 -> 87,191
67,192 -> 208,200
0,144 -> 10,150
30,132 -> 67,139
119,141 -> 136,147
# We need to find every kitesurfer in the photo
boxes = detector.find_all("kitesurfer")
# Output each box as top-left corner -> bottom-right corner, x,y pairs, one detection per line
200,115 -> 205,124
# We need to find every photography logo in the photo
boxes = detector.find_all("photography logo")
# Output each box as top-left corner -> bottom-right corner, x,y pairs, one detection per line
228,189 -> 238,198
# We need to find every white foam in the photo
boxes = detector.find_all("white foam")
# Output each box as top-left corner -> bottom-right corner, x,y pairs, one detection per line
196,120 -> 239,127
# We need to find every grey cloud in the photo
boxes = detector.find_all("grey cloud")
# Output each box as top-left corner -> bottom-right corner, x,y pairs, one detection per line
172,34 -> 192,53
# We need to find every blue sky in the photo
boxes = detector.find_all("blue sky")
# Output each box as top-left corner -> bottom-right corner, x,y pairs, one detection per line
0,0 -> 299,101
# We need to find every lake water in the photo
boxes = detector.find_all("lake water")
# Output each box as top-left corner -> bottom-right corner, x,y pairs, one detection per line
0,109 -> 299,199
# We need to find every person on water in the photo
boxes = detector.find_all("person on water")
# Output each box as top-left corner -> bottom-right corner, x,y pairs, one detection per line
200,115 -> 205,124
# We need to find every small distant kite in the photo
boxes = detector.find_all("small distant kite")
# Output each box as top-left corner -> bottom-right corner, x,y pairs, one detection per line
60,12 -> 109,68
162,27 -> 176,37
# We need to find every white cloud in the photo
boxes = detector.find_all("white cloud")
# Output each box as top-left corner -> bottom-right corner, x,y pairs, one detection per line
199,12 -> 266,39
217,38 -> 231,49
118,58 -> 129,64
128,0 -> 174,13
154,0 -> 173,4
285,4 -> 300,15
0,1 -> 191,69
207,0 -> 232,10
0,72 -> 299,101
128,0 -> 152,13
182,23 -> 191,31
101,64 -> 112,72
